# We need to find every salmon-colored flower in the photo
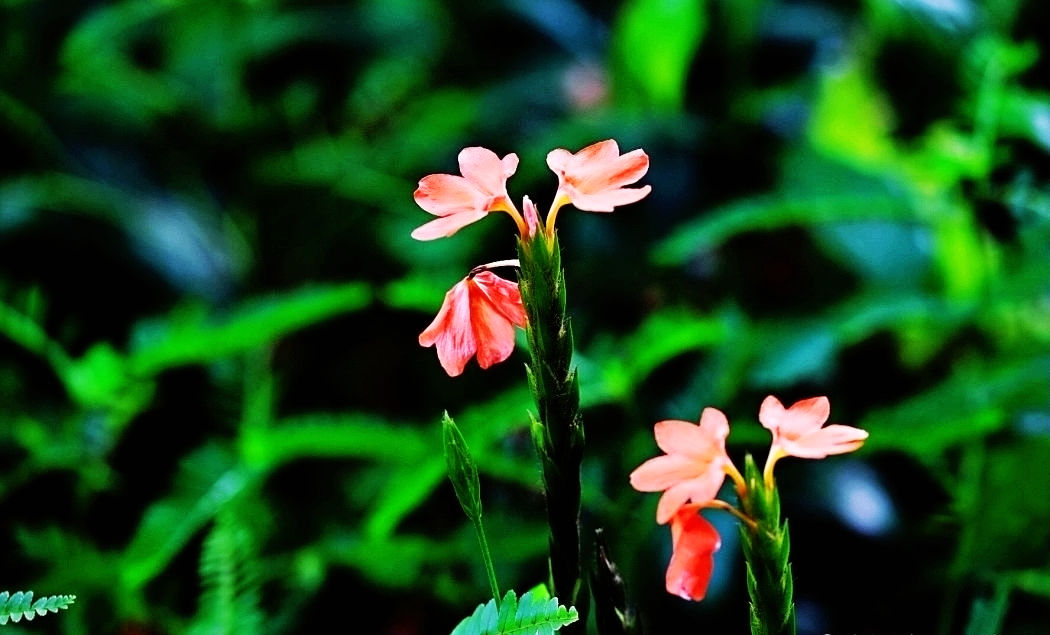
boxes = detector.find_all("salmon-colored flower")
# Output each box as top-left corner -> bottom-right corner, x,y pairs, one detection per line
412,147 -> 524,240
418,269 -> 527,376
546,139 -> 651,216
630,408 -> 743,524
760,395 -> 869,484
666,504 -> 721,601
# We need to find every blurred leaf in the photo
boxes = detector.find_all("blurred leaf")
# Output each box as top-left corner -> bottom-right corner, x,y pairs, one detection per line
998,90 -> 1050,153
58,1 -> 183,127
748,323 -> 836,387
612,0 -> 706,111
860,354 -> 1050,455
243,412 -> 430,468
969,437 -> 1050,571
582,308 -> 731,405
651,192 -> 913,266
15,527 -> 120,608
128,282 -> 371,374
808,59 -> 897,170
120,444 -> 256,594
964,580 -> 1009,635
1010,569 -> 1050,598
363,459 -> 446,540
382,273 -> 457,312
813,221 -> 933,285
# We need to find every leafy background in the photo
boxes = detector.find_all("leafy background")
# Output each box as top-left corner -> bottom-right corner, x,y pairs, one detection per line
1,0 -> 1048,633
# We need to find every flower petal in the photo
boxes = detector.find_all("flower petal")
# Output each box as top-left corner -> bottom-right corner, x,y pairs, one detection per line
780,424 -> 869,459
458,147 -> 516,196
575,147 -> 650,192
469,283 -> 518,370
418,280 -> 475,376
414,174 -> 485,216
652,419 -> 706,456
760,395 -> 830,438
656,481 -> 695,525
655,471 -> 726,524
410,210 -> 488,240
563,185 -> 652,213
471,270 -> 527,326
666,506 -> 721,601
630,454 -> 702,493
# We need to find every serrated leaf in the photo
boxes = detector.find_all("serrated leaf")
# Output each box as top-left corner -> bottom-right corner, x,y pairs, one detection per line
0,590 -> 75,625
450,588 -> 578,635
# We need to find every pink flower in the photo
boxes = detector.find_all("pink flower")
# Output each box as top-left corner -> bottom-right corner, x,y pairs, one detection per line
418,270 -> 527,376
760,395 -> 869,483
629,408 -> 741,524
412,147 -> 521,240
666,504 -> 721,601
546,139 -> 651,213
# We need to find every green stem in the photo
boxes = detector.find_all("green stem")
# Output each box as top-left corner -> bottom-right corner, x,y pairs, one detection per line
517,231 -> 587,630
739,454 -> 796,635
472,515 -> 501,609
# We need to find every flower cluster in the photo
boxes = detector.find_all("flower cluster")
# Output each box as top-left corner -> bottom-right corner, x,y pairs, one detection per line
413,140 -> 650,376
630,395 -> 868,600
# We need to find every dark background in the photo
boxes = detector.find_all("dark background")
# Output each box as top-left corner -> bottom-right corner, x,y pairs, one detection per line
1,0 -> 1048,633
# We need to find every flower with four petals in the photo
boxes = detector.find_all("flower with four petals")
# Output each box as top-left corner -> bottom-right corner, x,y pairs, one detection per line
544,139 -> 651,237
411,147 -> 522,240
629,408 -> 740,524
759,395 -> 869,485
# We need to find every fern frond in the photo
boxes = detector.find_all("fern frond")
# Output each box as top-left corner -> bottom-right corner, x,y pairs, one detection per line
451,586 -> 578,635
0,590 -> 76,625
189,507 -> 263,635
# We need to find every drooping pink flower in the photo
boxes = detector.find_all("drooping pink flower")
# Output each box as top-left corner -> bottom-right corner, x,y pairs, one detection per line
418,269 -> 527,376
666,504 -> 721,601
630,408 -> 741,524
546,139 -> 651,213
760,395 -> 869,483
412,147 -> 521,240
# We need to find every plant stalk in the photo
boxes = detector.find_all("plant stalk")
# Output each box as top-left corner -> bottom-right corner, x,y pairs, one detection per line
739,454 -> 796,635
517,231 -> 587,632
472,516 -> 501,609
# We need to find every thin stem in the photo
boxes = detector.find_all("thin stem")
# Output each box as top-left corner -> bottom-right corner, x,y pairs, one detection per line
472,515 -> 501,608
704,499 -> 758,532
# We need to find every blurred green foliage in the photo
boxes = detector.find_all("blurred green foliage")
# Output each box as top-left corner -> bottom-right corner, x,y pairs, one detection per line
1,0 -> 1048,633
